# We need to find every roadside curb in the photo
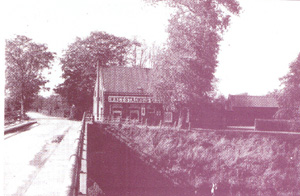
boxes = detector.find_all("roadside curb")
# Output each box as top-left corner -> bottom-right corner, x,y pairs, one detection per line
4,121 -> 37,134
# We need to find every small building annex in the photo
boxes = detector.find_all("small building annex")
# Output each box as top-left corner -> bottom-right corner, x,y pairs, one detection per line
225,94 -> 279,126
93,66 -> 168,124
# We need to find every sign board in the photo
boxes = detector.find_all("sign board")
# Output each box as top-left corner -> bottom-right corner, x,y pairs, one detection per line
108,96 -> 159,103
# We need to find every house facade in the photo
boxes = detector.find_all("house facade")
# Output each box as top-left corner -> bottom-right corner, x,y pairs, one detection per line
93,66 -> 168,124
225,95 -> 279,126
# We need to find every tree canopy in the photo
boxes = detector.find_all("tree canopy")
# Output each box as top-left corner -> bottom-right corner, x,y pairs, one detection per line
56,31 -> 136,119
5,35 -> 55,116
275,53 -> 300,120
147,0 -> 240,125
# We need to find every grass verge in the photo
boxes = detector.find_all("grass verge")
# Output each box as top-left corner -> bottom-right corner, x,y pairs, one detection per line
104,124 -> 300,196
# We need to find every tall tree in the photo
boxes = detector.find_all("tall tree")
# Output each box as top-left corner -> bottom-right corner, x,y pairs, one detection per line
31,95 -> 69,117
275,53 -> 300,119
148,0 -> 240,126
5,35 -> 55,117
129,38 -> 150,68
56,31 -> 135,119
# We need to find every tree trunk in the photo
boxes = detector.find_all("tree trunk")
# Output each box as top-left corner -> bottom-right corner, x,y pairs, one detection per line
20,96 -> 24,119
177,107 -> 188,129
21,78 -> 25,119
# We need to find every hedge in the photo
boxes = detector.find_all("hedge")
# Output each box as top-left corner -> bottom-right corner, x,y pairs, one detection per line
255,119 -> 300,132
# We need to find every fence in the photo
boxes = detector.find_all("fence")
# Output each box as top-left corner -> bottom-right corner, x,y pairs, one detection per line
98,116 -> 164,127
64,112 -> 87,196
255,119 -> 300,132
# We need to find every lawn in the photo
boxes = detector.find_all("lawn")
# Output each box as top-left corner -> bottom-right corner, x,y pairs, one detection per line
104,124 -> 300,196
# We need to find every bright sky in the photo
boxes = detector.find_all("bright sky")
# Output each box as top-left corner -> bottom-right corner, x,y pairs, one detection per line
2,0 -> 300,97
216,0 -> 300,96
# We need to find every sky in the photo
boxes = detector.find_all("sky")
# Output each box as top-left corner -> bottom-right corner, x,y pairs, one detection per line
216,0 -> 300,96
2,0 -> 300,97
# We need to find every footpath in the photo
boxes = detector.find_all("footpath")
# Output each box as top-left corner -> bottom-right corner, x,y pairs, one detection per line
4,112 -> 85,196
24,121 -> 82,196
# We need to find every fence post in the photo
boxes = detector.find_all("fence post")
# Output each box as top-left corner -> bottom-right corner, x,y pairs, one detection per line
173,121 -> 177,129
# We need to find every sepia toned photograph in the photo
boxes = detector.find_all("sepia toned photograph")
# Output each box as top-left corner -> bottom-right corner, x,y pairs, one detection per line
3,0 -> 300,195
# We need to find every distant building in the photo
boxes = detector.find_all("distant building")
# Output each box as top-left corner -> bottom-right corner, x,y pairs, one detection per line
225,95 -> 279,126
93,66 -> 166,124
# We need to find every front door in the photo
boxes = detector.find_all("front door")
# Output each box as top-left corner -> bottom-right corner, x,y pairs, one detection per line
130,110 -> 139,120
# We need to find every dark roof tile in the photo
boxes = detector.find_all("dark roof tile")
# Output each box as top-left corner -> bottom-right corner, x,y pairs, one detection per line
101,66 -> 152,94
228,95 -> 279,108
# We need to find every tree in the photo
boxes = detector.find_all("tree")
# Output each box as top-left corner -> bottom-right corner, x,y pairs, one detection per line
147,0 -> 240,127
275,53 -> 300,120
56,31 -> 135,119
31,95 -> 70,117
5,35 -> 55,118
129,38 -> 151,68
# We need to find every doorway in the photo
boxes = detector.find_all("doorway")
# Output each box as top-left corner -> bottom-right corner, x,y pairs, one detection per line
130,110 -> 139,120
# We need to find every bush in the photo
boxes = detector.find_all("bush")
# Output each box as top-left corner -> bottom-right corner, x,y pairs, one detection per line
255,119 -> 300,132
104,124 -> 300,195
4,110 -> 30,125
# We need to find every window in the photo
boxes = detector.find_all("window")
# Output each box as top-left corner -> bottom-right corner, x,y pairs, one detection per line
112,111 -> 122,119
130,110 -> 139,120
164,112 -> 173,123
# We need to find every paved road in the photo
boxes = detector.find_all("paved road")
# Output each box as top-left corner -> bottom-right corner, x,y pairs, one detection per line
4,112 -> 81,196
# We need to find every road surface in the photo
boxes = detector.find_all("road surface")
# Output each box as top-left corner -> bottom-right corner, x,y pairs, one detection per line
3,112 -> 82,196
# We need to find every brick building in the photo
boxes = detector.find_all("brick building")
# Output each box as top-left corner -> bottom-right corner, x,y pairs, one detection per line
226,95 -> 279,126
93,66 -> 169,124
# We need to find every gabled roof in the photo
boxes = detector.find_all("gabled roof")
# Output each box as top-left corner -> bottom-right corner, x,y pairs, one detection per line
228,95 -> 279,108
101,66 -> 152,94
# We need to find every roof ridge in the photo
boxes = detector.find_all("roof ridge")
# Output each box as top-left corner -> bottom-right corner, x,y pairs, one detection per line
102,66 -> 151,70
231,95 -> 275,98
228,94 -> 278,108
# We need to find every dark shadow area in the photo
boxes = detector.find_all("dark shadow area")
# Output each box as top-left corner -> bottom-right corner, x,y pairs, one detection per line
4,123 -> 38,139
87,124 -> 204,196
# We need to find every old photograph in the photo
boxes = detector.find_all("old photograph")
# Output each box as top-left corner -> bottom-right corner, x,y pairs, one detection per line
3,0 -> 300,195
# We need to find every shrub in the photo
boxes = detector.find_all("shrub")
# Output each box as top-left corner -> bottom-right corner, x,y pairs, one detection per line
104,124 -> 300,195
